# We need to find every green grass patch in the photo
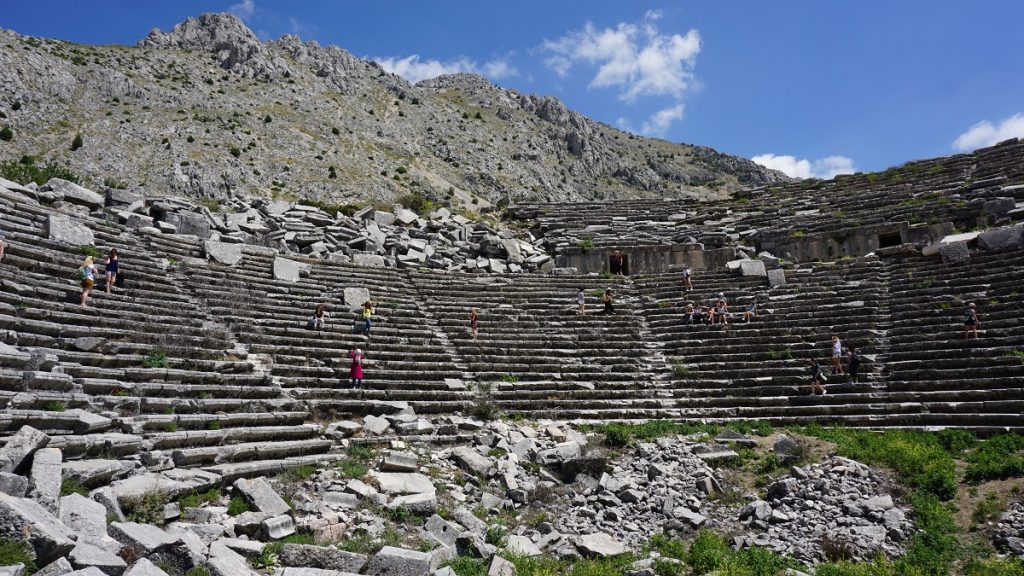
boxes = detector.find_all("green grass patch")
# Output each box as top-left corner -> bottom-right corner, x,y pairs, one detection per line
0,155 -> 80,186
964,433 -> 1024,482
179,488 -> 222,509
142,350 -> 170,369
280,465 -> 317,483
79,245 -> 104,258
338,444 -> 377,479
227,495 -> 250,516
578,237 -> 595,249
0,540 -> 37,576
60,477 -> 89,497
586,420 -> 719,448
43,400 -> 66,412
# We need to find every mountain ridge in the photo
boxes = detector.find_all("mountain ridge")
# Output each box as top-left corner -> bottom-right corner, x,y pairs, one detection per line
0,12 -> 789,210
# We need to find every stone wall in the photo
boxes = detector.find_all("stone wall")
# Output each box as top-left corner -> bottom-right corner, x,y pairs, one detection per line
555,244 -> 735,275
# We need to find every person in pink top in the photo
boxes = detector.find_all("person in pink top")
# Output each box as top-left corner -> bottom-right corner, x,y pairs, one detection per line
348,347 -> 365,389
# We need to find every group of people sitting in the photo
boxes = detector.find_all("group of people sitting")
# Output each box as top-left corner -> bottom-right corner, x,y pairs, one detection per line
682,293 -> 757,326
307,301 -> 374,389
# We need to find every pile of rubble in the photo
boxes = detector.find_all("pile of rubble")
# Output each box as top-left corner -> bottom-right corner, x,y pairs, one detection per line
16,176 -> 554,274
993,502 -> 1024,558
735,454 -> 914,563
554,435 -> 731,547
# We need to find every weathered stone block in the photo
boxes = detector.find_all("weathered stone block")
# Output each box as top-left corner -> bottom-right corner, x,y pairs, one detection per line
939,241 -> 970,264
364,546 -> 431,576
47,215 -> 94,246
0,493 -> 76,565
0,426 -> 50,474
203,241 -> 243,266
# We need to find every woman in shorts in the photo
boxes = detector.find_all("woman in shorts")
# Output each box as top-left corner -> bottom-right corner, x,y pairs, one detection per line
79,256 -> 98,306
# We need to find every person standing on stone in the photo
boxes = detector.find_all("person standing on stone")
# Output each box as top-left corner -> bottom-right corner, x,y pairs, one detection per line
610,251 -> 624,276
963,302 -> 980,339
470,308 -> 479,338
682,265 -> 693,291
847,346 -> 862,384
602,289 -> 615,315
312,303 -> 327,331
360,301 -> 375,336
0,229 -> 5,263
809,359 -> 827,395
349,347 -> 364,389
576,288 -> 586,315
830,336 -> 845,375
104,249 -> 119,294
78,256 -> 98,307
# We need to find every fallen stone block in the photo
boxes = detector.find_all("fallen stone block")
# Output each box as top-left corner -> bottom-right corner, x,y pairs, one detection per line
343,287 -> 370,307
28,447 -> 62,514
388,492 -> 436,515
450,447 -> 491,476
46,179 -> 104,209
278,544 -> 367,573
0,493 -> 76,564
374,473 -> 435,495
364,546 -> 431,576
380,451 -> 419,473
421,515 -> 460,549
576,533 -> 626,557
505,535 -> 541,557
68,542 -> 127,576
232,477 -> 291,517
273,258 -> 306,282
34,557 -> 74,576
108,522 -> 181,556
262,514 -> 296,540
0,426 -> 50,474
939,241 -> 970,264
0,472 -> 28,497
978,225 -> 1023,252
0,342 -> 31,368
208,554 -> 260,576
47,215 -> 95,247
59,494 -> 109,543
122,559 -> 169,576
203,241 -> 243,266
767,268 -> 786,287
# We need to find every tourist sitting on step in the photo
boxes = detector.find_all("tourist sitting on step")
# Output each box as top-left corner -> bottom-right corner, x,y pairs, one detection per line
809,359 -> 827,395
104,249 -> 119,294
743,301 -> 757,323
78,256 -> 98,307
684,303 -> 697,325
360,300 -> 375,336
847,346 -> 861,384
576,288 -> 586,315
830,336 -> 845,375
713,298 -> 729,325
602,289 -> 615,315
682,265 -> 693,291
310,303 -> 327,331
963,302 -> 980,340
470,308 -> 479,338
349,347 -> 365,389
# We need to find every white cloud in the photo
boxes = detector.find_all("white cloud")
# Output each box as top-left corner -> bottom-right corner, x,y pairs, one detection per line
541,11 -> 701,103
751,153 -> 855,179
229,0 -> 255,21
953,113 -> 1024,151
375,54 -> 517,84
641,104 -> 685,137
483,58 -> 518,80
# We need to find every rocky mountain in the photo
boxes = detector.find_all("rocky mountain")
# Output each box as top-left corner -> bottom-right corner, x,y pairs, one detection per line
0,12 -> 789,212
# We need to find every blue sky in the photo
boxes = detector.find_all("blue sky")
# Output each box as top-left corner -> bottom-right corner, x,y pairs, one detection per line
3,1 -> 1023,178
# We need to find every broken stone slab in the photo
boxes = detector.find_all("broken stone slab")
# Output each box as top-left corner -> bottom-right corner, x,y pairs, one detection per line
696,450 -> 739,463
0,472 -> 28,497
342,287 -> 370,307
0,341 -> 31,367
68,542 -> 127,576
122,559 -> 169,576
203,241 -> 243,266
323,492 -> 358,510
232,477 -> 291,517
395,209 -> 419,226
272,257 -> 307,282
59,494 -> 108,543
536,442 -> 581,465
388,492 -> 436,515
576,533 -> 626,557
767,268 -> 786,287
450,447 -> 492,476
421,515 -> 460,549
62,460 -> 134,489
0,493 -> 77,564
177,213 -> 212,239
487,556 -> 515,576
672,507 -> 707,529
34,557 -> 74,576
940,241 -> 972,264
364,546 -> 431,576
0,425 -> 50,474
45,179 -> 104,209
380,451 -> 419,473
29,448 -> 62,515
262,514 -> 296,540
352,253 -> 386,268
362,415 -> 391,436
208,554 -> 260,576
278,544 -> 367,573
47,214 -> 95,247
108,522 -> 182,555
979,225 -> 1023,252
63,568 -> 107,576
324,421 -> 362,440
505,535 -> 541,557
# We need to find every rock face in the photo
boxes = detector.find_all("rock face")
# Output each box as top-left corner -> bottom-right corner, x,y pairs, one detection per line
0,14 -> 787,211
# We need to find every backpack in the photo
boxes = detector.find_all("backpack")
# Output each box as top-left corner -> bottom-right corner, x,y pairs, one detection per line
306,317 -> 317,330
964,309 -> 974,321
77,267 -> 89,280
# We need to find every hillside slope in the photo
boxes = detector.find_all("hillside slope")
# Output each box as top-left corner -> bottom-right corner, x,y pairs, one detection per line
0,13 -> 788,210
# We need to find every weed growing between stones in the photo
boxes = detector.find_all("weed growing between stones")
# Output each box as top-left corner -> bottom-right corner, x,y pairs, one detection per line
338,444 -> 377,479
226,495 -> 250,516
0,541 -> 37,575
178,488 -> 222,509
280,465 -> 317,482
60,476 -> 89,496
123,489 -> 169,525
142,350 -> 170,368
